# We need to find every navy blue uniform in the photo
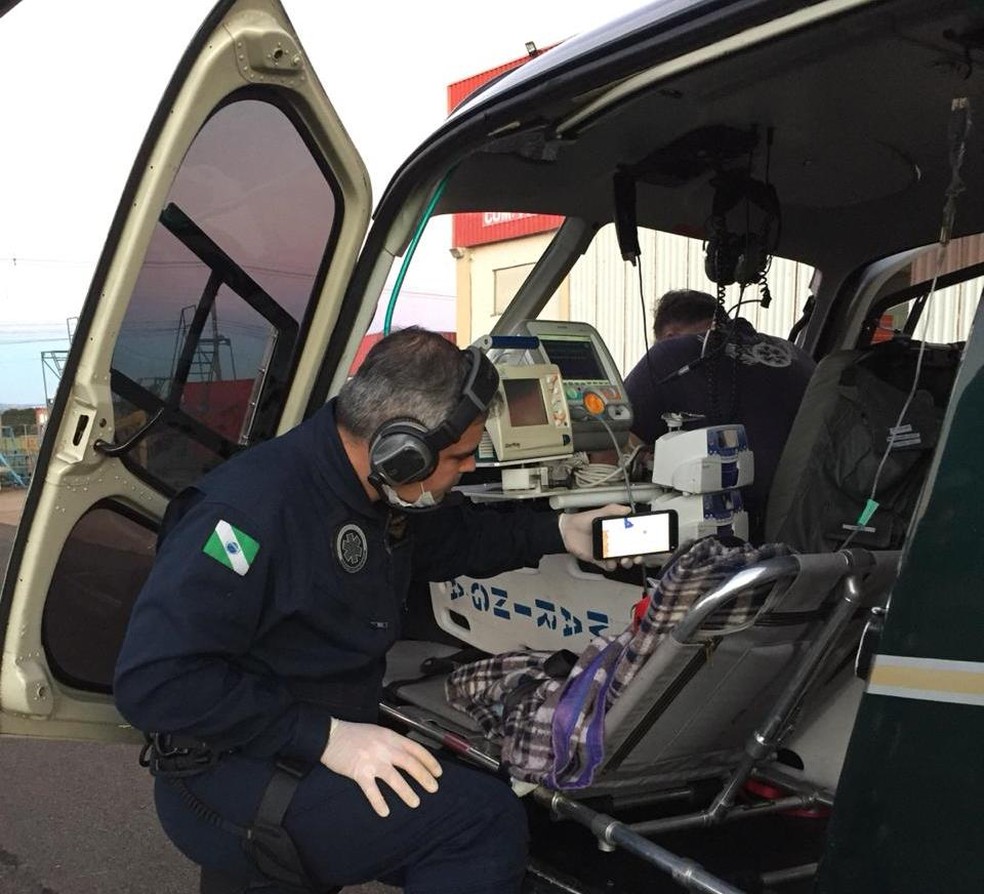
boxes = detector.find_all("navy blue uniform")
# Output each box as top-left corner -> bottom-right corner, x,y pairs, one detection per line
114,400 -> 563,892
624,319 -> 815,541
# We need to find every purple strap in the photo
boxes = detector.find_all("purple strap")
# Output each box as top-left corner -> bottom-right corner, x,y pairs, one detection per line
547,640 -> 622,788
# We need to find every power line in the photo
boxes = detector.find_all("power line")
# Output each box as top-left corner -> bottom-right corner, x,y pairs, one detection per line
0,256 -> 92,267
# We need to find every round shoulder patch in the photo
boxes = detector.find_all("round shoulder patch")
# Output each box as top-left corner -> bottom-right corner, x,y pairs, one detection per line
335,523 -> 368,573
748,338 -> 792,367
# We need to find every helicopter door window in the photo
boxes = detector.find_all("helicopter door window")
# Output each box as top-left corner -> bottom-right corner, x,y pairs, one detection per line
41,502 -> 157,692
861,240 -> 984,347
108,97 -> 339,494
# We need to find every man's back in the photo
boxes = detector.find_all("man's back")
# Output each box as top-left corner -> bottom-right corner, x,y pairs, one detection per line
624,319 -> 815,540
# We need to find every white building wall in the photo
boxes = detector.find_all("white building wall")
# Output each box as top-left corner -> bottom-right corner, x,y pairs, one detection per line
466,233 -> 565,340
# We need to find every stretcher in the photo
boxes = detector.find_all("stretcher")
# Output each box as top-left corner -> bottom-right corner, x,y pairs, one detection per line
383,548 -> 901,894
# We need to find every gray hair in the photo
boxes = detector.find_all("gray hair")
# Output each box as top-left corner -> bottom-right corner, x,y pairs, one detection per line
336,327 -> 470,440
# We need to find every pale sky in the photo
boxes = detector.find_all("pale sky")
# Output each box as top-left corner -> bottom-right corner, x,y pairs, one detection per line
0,0 -> 648,405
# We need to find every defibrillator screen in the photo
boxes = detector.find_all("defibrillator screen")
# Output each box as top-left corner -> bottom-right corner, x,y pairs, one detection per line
503,378 -> 548,427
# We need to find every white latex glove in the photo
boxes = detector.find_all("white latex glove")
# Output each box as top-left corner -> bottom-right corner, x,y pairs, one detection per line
320,719 -> 442,817
558,503 -> 633,571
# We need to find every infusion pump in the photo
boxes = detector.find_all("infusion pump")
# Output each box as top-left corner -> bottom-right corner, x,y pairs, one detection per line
649,424 -> 753,543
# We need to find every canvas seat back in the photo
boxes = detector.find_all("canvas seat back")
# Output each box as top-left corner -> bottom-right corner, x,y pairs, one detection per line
580,548 -> 899,795
764,339 -> 960,552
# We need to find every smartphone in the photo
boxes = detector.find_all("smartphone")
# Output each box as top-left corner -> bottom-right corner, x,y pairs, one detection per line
592,509 -> 679,560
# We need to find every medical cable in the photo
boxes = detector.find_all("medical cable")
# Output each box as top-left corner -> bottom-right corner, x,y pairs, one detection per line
636,259 -> 663,397
593,412 -> 655,584
572,444 -> 642,489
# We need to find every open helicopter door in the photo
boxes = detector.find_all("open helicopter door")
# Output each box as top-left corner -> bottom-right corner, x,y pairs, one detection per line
0,0 -> 371,743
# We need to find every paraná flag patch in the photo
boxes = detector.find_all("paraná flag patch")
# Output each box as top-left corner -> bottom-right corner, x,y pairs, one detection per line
203,520 -> 260,576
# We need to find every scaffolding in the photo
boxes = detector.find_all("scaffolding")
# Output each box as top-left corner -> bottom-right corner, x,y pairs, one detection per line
40,316 -> 77,408
0,424 -> 39,489
172,303 -> 237,385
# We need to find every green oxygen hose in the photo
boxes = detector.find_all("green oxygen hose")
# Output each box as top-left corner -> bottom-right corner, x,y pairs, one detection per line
382,174 -> 450,336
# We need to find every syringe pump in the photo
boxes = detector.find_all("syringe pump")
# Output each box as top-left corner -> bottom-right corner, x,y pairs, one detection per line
650,423 -> 753,542
652,424 -> 754,493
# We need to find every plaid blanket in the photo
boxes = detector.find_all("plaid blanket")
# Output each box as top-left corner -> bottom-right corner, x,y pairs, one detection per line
445,536 -> 792,788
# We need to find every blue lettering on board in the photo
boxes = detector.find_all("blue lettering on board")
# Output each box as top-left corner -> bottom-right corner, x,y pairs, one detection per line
445,579 -> 611,638
535,598 -> 558,630
561,606 -> 583,637
586,610 -> 609,636
492,586 -> 510,619
470,582 -> 489,612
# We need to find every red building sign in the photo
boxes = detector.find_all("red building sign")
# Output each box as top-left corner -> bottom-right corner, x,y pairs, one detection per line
452,210 -> 565,249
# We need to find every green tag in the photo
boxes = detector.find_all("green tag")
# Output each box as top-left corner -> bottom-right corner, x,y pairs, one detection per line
203,520 -> 260,576
857,499 -> 879,527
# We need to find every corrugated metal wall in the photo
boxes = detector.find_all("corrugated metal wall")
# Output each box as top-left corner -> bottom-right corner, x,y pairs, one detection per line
904,236 -> 984,344
904,277 -> 983,344
911,234 -> 984,282
568,225 -> 814,375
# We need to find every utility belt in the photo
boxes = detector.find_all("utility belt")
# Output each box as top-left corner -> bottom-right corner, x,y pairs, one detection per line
140,733 -> 316,892
139,732 -> 231,777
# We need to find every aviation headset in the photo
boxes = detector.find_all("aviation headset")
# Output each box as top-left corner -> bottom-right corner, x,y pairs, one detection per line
704,173 -> 781,287
367,346 -> 500,488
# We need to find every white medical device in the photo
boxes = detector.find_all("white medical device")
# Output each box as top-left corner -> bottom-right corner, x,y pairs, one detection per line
651,425 -> 754,493
650,423 -> 753,543
478,363 -> 573,464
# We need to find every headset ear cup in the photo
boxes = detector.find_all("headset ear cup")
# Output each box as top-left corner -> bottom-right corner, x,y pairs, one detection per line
704,238 -> 719,282
734,234 -> 768,285
706,232 -> 740,285
368,419 -> 436,487
366,346 -> 497,491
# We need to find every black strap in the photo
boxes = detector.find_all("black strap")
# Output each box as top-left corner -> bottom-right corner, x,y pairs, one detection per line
244,761 -> 318,892
255,760 -> 305,831
500,649 -> 578,716
383,647 -> 491,701
167,766 -> 318,892
419,647 -> 490,677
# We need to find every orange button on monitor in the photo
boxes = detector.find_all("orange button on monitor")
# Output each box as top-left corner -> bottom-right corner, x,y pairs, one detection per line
583,391 -> 606,416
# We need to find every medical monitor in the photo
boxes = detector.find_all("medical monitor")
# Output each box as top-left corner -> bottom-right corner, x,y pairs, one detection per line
478,363 -> 573,464
515,321 -> 633,452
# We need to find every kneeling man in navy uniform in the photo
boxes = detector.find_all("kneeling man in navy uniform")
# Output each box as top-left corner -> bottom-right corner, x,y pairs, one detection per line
115,326 -> 621,894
